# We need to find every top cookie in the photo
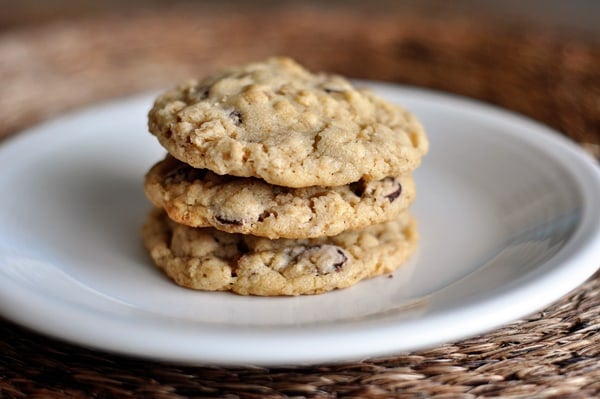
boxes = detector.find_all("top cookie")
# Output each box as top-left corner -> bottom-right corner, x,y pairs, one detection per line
148,57 -> 428,188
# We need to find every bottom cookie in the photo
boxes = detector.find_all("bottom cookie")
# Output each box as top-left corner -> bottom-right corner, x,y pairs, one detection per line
141,208 -> 418,296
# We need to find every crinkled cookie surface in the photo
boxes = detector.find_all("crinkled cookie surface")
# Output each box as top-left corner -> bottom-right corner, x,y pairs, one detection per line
148,57 -> 428,187
142,208 -> 418,296
144,155 -> 416,239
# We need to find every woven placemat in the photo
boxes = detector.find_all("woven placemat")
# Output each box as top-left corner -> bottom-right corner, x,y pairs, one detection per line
1,4 -> 599,398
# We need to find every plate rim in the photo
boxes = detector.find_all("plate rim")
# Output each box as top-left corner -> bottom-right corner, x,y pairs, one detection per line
1,83 -> 599,366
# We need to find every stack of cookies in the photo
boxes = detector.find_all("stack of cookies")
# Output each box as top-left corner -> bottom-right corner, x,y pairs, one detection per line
142,57 -> 428,296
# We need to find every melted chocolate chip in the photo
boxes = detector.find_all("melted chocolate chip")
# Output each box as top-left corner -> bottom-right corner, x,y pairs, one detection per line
298,245 -> 348,275
350,180 -> 367,197
333,249 -> 347,272
384,179 -> 402,202
257,210 -> 272,222
229,110 -> 243,126
215,215 -> 243,226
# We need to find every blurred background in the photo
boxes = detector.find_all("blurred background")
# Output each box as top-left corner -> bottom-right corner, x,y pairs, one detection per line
0,0 -> 598,151
2,1 -> 599,33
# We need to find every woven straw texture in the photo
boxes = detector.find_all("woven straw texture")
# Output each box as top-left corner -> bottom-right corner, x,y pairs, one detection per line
1,4 -> 599,398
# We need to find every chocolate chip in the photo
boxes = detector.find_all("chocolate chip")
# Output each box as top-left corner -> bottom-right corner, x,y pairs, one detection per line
349,180 -> 367,197
383,178 -> 402,202
229,110 -> 243,126
298,245 -> 348,275
324,88 -> 343,94
186,85 -> 210,101
257,210 -> 272,222
215,215 -> 243,226
333,249 -> 347,272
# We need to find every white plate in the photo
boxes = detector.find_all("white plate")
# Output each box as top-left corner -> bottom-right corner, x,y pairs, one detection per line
1,84 -> 599,366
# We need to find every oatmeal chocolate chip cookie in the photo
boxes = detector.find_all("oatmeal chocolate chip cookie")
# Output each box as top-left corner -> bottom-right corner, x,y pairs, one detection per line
142,208 -> 418,296
144,155 -> 416,239
148,57 -> 428,188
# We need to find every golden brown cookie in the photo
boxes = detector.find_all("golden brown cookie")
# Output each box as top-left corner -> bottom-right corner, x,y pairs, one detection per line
144,155 -> 416,239
148,57 -> 428,188
142,208 -> 418,296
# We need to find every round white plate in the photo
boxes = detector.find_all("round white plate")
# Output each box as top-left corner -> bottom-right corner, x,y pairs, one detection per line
1,84 -> 599,366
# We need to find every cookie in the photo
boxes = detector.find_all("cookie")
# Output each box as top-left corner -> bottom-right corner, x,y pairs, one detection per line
142,208 -> 418,296
144,155 -> 416,239
148,57 -> 428,188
